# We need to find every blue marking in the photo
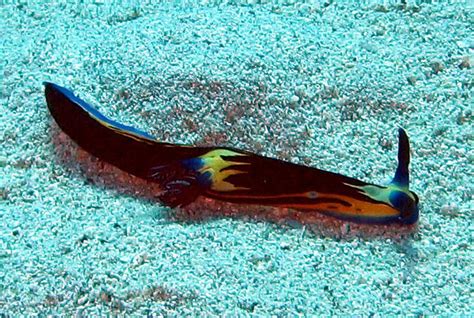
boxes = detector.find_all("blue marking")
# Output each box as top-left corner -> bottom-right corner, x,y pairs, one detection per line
43,82 -> 156,140
182,157 -> 204,170
182,158 -> 212,186
182,158 -> 212,187
391,128 -> 410,188
389,191 -> 419,225
197,171 -> 212,187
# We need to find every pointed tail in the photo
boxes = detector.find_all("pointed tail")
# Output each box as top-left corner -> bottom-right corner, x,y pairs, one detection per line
389,128 -> 419,224
392,128 -> 410,188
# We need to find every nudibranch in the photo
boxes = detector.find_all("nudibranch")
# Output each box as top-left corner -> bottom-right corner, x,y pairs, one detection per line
44,82 -> 419,225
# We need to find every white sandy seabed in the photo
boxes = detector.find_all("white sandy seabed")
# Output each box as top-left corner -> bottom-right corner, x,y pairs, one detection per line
0,1 -> 473,316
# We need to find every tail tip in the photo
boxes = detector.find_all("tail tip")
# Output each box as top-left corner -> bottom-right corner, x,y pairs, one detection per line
392,128 -> 410,188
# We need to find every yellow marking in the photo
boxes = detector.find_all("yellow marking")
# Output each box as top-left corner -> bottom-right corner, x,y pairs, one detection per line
109,126 -> 156,144
344,183 -> 416,207
199,149 -> 251,191
95,116 -> 200,148
313,193 -> 399,217
95,117 -> 157,144
208,191 -> 400,218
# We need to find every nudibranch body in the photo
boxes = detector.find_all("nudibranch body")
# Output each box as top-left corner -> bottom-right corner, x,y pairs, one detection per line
44,82 -> 419,225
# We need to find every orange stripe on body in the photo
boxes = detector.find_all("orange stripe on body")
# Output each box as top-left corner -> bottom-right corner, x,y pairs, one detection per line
207,191 -> 400,218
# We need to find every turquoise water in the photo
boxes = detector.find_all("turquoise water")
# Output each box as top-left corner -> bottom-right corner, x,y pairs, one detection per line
1,1 -> 472,316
